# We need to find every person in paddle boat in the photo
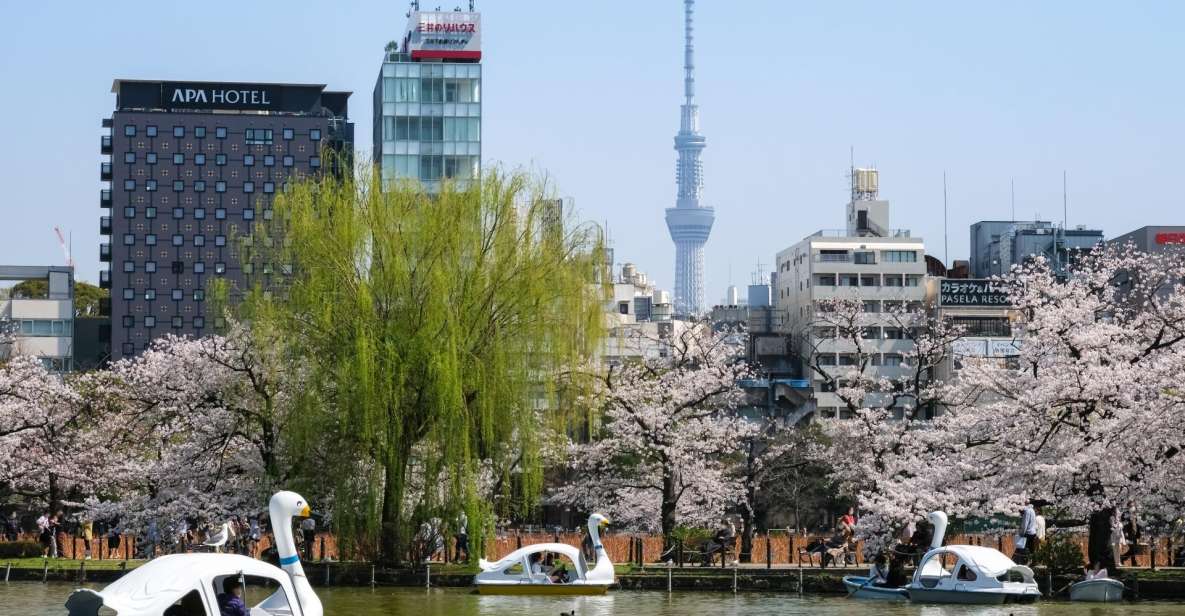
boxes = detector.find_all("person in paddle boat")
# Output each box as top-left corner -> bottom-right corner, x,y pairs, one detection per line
867,553 -> 889,587
216,578 -> 249,616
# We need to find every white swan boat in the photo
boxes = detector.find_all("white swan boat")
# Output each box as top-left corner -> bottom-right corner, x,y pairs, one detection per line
474,513 -> 613,595
907,511 -> 1041,605
1069,576 -> 1125,602
65,491 -> 322,616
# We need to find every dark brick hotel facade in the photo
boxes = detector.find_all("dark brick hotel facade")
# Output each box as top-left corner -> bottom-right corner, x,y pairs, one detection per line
100,80 -> 352,359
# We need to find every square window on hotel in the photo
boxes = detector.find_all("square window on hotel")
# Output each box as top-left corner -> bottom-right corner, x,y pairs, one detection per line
194,153 -> 205,165
243,209 -> 255,220
122,261 -> 135,272
173,153 -> 184,165
194,235 -> 205,247
215,262 -> 225,274
215,209 -> 226,220
282,155 -> 294,167
124,179 -> 136,191
194,316 -> 205,329
263,182 -> 274,194
146,234 -> 156,245
310,129 -> 321,141
122,316 -> 134,328
194,180 -> 205,192
244,154 -> 254,166
243,182 -> 254,193
171,289 -> 183,301
146,126 -> 157,137
144,316 -> 156,328
171,234 -> 182,246
145,289 -> 156,300
124,152 -> 136,163
216,154 -> 227,166
172,207 -> 183,219
173,180 -> 184,192
263,155 -> 275,167
194,127 -> 206,138
194,208 -> 205,220
283,128 -> 294,140
146,180 -> 157,191
145,206 -> 156,219
123,234 -> 135,246
216,127 -> 227,139
173,126 -> 184,137
172,316 -> 183,329
122,288 -> 134,300
194,289 -> 205,301
215,181 -> 226,193
310,156 -> 321,168
215,235 -> 226,246
124,125 -> 136,137
193,262 -> 205,274
146,153 -> 157,164
124,206 -> 136,218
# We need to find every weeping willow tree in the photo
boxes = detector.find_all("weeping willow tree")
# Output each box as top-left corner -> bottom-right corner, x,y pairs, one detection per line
237,167 -> 605,563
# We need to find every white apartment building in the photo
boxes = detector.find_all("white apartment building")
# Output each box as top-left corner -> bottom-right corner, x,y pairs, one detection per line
602,262 -> 694,364
0,265 -> 76,371
774,170 -> 927,418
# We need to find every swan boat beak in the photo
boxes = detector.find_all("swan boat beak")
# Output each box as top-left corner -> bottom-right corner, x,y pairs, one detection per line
600,518 -> 610,527
300,505 -> 311,518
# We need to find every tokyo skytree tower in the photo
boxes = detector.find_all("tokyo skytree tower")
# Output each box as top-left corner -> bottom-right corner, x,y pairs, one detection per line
664,0 -> 714,316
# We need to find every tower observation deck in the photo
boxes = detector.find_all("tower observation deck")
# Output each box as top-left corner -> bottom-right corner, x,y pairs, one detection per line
665,0 -> 713,316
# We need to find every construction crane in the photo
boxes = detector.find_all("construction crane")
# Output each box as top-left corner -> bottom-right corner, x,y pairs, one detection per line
54,226 -> 74,268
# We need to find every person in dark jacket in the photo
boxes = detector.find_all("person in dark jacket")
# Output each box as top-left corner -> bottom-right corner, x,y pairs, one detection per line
217,578 -> 249,616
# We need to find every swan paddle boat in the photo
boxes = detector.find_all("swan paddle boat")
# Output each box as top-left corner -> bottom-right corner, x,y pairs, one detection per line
474,513 -> 613,595
1070,576 -> 1125,602
906,511 -> 1040,605
842,575 -> 909,601
65,491 -> 321,616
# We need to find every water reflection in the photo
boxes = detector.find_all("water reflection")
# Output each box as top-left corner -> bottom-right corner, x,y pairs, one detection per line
5,582 -> 1185,615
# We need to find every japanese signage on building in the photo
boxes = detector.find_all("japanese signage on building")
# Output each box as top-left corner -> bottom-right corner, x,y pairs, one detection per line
939,279 -> 1012,307
952,338 -> 1021,359
406,11 -> 481,60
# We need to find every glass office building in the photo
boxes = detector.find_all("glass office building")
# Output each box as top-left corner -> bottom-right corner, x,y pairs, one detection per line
373,11 -> 482,193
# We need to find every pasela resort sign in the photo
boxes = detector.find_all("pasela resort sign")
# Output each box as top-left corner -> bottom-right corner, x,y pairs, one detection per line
939,279 -> 1013,307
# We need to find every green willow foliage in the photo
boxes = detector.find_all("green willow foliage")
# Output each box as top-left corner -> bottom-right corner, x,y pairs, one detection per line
238,167 -> 605,562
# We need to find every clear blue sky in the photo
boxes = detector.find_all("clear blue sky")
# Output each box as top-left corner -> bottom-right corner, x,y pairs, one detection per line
2,1 -> 1183,299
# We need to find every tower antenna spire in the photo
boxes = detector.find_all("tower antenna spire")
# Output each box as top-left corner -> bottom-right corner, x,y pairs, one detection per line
665,0 -> 714,316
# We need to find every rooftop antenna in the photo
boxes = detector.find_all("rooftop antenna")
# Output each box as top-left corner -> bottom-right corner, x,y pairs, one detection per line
1010,178 -> 1016,222
943,171 -> 949,268
849,146 -> 855,201
1062,170 -> 1068,229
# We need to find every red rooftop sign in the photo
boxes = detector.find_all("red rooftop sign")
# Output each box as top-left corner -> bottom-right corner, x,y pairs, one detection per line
1155,232 -> 1185,245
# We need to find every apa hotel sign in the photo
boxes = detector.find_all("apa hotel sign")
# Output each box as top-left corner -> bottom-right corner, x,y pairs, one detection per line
163,82 -> 281,111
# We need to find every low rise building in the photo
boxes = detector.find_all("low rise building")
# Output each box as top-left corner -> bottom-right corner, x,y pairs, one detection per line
775,169 -> 927,419
970,220 -> 1103,278
0,266 -> 76,371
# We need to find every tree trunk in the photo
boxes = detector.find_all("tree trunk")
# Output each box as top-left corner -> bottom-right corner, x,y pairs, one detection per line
380,442 -> 411,564
1088,507 -> 1116,573
740,442 -> 757,563
661,472 -> 678,553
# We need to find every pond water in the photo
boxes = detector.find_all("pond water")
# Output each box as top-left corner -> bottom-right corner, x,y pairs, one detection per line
4,582 -> 1184,616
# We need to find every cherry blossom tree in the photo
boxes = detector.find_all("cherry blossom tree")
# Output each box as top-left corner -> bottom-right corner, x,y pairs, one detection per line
940,247 -> 1185,567
821,246 -> 1185,566
89,319 -> 308,535
552,327 -> 755,548
798,297 -> 966,548
0,355 -> 103,511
